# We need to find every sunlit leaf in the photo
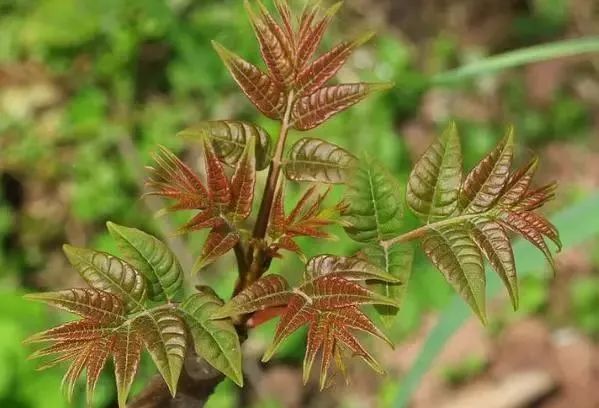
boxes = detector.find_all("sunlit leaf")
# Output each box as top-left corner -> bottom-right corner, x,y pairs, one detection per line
179,288 -> 243,386
296,1 -> 343,70
292,83 -> 392,130
284,138 -> 357,184
63,245 -> 147,312
179,120 -> 273,170
107,222 -> 183,302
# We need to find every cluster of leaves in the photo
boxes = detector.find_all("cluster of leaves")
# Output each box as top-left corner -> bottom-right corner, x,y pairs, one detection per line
25,223 -> 243,407
23,0 -> 563,405
213,0 -> 391,129
213,254 -> 400,388
343,122 -> 561,322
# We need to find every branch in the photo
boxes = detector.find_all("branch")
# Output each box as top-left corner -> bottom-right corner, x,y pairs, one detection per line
128,349 -> 224,408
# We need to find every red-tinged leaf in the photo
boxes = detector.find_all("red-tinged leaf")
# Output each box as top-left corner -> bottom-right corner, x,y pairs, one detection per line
263,295 -> 316,361
62,345 -> 91,401
500,210 -> 561,255
180,211 -> 225,233
262,258 -> 394,388
203,138 -> 231,208
498,157 -> 539,207
296,32 -> 374,96
113,326 -> 142,408
296,2 -> 343,70
470,219 -> 518,309
292,83 -> 392,130
25,320 -> 109,344
268,184 -> 343,256
85,335 -> 114,405
213,41 -> 285,119
247,306 -> 287,328
246,0 -> 295,87
460,128 -> 514,214
229,135 -> 257,221
514,182 -> 557,212
299,275 -> 400,310
24,288 -> 124,324
194,227 -> 240,272
146,146 -> 210,211
213,274 -> 291,319
274,0 -> 295,46
305,254 -> 399,283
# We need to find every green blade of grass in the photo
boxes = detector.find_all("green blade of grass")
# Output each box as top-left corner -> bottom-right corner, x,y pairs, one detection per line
432,36 -> 599,85
393,193 -> 599,407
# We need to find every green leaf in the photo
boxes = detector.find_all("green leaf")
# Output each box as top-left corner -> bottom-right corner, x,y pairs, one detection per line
179,120 -> 272,170
107,222 -> 183,302
179,289 -> 243,386
393,193 -> 599,407
422,225 -> 486,322
62,245 -> 147,312
406,122 -> 462,222
363,243 -> 414,325
343,155 -> 404,243
134,309 -> 186,397
284,138 -> 357,184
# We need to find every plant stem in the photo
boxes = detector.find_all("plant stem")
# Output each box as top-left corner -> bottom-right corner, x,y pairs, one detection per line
381,213 -> 483,248
252,91 -> 295,240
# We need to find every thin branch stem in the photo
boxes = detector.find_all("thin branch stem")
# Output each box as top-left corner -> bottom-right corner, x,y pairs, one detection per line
252,91 -> 295,240
381,213 -> 483,248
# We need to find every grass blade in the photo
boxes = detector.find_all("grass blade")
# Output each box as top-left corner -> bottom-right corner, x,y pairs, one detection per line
432,37 -> 599,85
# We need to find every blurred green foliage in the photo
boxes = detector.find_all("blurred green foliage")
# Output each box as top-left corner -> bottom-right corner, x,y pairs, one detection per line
1,0 -> 597,407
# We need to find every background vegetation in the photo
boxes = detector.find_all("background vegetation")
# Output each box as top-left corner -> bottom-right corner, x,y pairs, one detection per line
1,0 -> 598,407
